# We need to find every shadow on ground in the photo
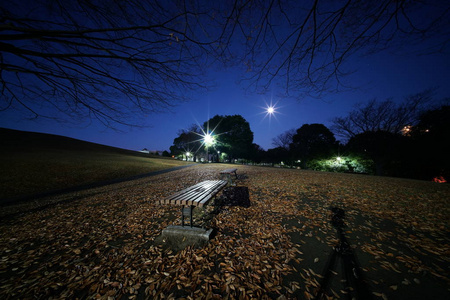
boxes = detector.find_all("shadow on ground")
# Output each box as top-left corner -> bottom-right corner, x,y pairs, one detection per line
220,186 -> 251,208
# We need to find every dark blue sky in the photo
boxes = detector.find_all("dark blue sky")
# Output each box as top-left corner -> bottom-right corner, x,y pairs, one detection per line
2,1 -> 450,152
2,47 -> 449,151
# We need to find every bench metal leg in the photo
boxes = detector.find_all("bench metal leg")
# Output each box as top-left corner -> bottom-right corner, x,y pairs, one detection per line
181,205 -> 194,227
181,206 -> 185,227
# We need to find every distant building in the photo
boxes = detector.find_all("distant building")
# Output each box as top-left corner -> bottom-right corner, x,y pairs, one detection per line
139,148 -> 150,154
138,148 -> 164,156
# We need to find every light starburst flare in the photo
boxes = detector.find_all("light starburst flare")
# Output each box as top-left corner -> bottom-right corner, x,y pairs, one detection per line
259,100 -> 280,123
188,118 -> 225,156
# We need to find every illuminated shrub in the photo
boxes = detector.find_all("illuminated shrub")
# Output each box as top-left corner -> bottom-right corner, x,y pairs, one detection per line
308,156 -> 374,174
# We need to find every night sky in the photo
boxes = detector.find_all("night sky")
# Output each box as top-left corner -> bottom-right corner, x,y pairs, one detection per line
1,1 -> 450,152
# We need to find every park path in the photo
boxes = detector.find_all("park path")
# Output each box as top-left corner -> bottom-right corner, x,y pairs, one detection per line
0,164 -> 196,218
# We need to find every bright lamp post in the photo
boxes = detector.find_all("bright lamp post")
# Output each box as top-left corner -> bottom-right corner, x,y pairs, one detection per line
203,133 -> 214,162
204,133 -> 213,145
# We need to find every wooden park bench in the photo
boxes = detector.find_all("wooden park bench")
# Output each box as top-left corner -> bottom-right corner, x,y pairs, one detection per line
219,168 -> 238,185
159,180 -> 227,227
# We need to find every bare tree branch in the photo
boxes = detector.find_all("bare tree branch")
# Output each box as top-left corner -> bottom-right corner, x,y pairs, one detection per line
234,0 -> 449,97
1,0 -> 226,127
1,0 -> 448,127
272,128 -> 296,149
331,89 -> 435,140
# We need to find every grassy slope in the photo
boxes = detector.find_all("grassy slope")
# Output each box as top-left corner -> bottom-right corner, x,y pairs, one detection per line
0,128 -> 192,200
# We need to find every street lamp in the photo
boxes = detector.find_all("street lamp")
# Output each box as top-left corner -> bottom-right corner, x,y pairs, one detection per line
204,133 -> 214,146
203,133 -> 215,162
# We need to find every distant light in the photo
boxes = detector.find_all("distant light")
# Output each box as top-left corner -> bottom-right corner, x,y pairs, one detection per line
186,152 -> 191,156
267,106 -> 275,114
401,125 -> 412,136
336,156 -> 342,161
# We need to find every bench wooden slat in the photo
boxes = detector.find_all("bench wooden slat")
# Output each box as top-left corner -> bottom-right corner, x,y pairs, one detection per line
190,180 -> 226,206
190,180 -> 227,207
166,181 -> 219,205
197,182 -> 227,207
160,181 -> 213,204
219,168 -> 237,174
160,180 -> 227,207
162,181 -> 209,202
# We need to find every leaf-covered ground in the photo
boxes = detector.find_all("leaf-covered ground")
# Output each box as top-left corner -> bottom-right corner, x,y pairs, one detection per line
0,164 -> 449,299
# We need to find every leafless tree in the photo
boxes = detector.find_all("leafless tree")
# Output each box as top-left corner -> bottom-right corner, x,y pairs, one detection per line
331,89 -> 434,140
1,0 -> 448,127
229,0 -> 450,97
272,128 -> 296,149
0,0 -> 225,126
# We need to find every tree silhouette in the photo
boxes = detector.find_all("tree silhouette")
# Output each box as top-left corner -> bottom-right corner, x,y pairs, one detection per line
411,105 -> 450,179
1,0 -> 222,126
346,130 -> 407,176
272,128 -> 296,150
232,0 -> 450,96
2,1 -> 448,126
331,90 -> 434,140
291,123 -> 336,168
203,115 -> 254,161
170,124 -> 203,161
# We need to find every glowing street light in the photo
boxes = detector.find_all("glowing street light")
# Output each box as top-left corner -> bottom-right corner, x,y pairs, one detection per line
203,133 -> 216,162
204,133 -> 214,146
190,118 -> 223,162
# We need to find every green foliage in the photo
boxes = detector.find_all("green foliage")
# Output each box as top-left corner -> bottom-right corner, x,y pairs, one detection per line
171,115 -> 254,162
308,156 -> 374,174
203,115 -> 254,160
291,123 -> 337,168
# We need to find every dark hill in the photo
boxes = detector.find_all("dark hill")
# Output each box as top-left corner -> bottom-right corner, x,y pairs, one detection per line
0,128 -> 189,201
0,127 -> 155,157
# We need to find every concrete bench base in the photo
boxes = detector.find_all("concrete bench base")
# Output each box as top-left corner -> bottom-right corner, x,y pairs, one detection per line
158,225 -> 214,250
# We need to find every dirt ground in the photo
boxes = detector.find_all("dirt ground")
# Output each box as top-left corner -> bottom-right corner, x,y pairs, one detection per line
0,164 -> 449,299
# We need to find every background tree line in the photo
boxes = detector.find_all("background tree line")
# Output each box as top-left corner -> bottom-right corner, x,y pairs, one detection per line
170,115 -> 254,163
171,91 -> 449,181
